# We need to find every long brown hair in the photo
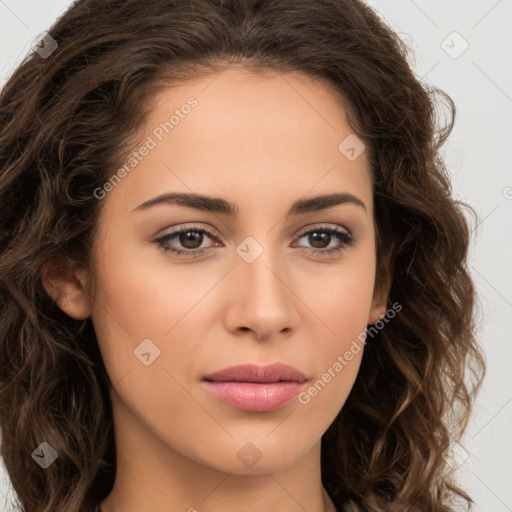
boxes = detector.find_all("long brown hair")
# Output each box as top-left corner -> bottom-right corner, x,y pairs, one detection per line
0,1 -> 485,511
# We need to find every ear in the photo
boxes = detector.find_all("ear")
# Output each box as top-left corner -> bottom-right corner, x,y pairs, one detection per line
41,258 -> 91,320
367,249 -> 393,325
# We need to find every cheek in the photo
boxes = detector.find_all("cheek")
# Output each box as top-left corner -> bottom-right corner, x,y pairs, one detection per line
307,246 -> 377,338
89,240 -> 214,398
88,259 -> 207,447
295,281 -> 371,428
297,247 -> 376,405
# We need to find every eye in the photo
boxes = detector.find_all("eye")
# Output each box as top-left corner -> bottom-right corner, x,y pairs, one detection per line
292,224 -> 355,256
152,223 -> 355,258
152,224 -> 218,258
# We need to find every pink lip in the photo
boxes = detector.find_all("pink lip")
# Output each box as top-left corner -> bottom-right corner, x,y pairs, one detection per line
202,363 -> 308,412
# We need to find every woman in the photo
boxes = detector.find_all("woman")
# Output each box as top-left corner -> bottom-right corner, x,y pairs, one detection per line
0,0 -> 486,511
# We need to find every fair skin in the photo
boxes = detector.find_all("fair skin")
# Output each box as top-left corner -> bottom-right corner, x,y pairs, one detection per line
42,67 -> 390,512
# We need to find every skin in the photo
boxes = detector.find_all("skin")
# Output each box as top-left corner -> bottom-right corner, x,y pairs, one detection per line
42,67 -> 390,512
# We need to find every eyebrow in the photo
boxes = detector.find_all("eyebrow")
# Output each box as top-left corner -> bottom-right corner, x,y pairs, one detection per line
132,191 -> 367,217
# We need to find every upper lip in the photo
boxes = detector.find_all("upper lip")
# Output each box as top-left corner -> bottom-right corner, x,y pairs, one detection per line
203,363 -> 308,383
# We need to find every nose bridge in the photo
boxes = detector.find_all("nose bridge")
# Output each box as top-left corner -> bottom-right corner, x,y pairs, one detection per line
236,233 -> 288,301
229,231 -> 299,338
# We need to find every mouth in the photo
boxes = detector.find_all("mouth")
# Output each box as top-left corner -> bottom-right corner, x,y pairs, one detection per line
202,362 -> 308,384
202,362 -> 308,412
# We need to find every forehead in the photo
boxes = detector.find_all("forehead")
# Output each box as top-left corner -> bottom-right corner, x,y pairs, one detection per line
102,68 -> 373,218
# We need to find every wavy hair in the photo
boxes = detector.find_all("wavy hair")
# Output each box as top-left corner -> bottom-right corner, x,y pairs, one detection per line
0,0 -> 486,511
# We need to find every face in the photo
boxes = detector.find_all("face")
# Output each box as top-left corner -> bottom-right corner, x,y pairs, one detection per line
46,68 -> 388,480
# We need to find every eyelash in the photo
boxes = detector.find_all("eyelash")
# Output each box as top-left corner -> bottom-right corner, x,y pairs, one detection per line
152,224 -> 355,259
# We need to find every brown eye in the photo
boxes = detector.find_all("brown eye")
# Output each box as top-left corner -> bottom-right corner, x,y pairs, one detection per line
178,230 -> 204,250
293,226 -> 355,256
153,225 -> 218,257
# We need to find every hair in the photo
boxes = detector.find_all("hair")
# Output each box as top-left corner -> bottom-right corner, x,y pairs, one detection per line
0,0 -> 486,511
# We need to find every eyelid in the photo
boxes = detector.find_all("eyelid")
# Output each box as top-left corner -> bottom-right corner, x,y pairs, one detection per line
294,223 -> 351,238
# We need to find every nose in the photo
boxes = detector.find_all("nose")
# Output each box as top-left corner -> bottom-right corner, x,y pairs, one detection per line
223,241 -> 301,342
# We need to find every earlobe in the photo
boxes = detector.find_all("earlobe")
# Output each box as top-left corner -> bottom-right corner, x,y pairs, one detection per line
41,259 -> 91,320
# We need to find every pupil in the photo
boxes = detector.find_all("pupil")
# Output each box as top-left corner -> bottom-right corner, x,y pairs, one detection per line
181,231 -> 202,249
310,232 -> 329,249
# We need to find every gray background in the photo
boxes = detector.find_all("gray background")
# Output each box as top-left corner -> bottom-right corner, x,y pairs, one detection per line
0,0 -> 511,510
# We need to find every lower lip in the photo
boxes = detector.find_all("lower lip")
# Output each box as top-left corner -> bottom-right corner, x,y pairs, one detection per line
202,381 -> 305,412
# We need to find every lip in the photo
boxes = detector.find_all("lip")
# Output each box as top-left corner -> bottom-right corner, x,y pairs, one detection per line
202,363 -> 308,412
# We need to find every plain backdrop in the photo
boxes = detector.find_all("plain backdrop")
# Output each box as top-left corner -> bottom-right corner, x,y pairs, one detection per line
0,1 -> 511,511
